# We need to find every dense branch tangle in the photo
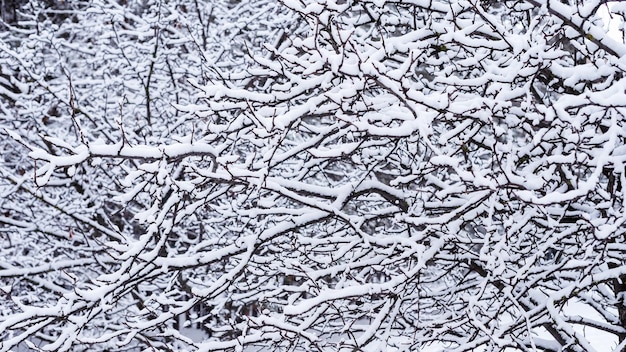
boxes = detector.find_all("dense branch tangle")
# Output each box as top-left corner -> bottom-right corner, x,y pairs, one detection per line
2,0 -> 626,351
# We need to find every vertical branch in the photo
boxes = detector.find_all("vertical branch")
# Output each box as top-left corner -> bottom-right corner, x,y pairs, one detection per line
609,260 -> 626,349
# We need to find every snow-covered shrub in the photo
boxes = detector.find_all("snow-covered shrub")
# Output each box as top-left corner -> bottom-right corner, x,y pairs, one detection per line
2,0 -> 626,351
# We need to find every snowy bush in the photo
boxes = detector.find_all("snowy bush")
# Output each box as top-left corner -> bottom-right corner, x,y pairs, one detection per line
1,0 -> 626,351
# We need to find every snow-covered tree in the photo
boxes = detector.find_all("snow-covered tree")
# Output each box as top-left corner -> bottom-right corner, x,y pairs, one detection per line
0,0 -> 284,349
2,0 -> 626,351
